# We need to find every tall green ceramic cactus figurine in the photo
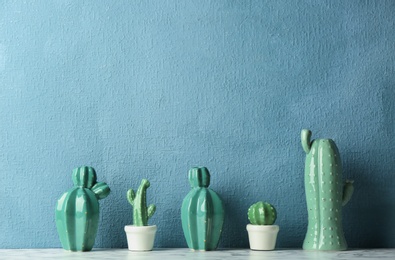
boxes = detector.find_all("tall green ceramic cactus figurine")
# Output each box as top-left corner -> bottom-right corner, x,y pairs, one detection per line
55,166 -> 110,251
127,179 -> 156,226
301,129 -> 354,250
181,167 -> 225,251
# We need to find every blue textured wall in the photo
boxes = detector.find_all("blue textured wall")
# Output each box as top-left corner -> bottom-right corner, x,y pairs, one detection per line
1,0 -> 394,249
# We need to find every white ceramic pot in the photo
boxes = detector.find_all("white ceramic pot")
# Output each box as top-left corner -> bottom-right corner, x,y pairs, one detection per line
246,224 -> 279,250
124,225 -> 157,251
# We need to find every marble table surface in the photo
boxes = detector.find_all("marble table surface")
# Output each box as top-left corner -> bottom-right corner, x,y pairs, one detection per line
0,248 -> 394,260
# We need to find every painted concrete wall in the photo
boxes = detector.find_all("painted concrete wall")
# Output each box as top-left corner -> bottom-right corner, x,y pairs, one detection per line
0,0 -> 394,248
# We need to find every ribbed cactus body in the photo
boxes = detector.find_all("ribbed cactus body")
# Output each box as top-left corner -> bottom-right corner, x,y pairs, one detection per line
301,129 -> 353,251
55,167 -> 110,251
248,202 -> 277,225
181,167 -> 225,251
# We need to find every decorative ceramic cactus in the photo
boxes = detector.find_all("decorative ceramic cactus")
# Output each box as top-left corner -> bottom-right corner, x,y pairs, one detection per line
181,167 -> 225,251
55,166 -> 110,251
248,202 -> 277,225
301,129 -> 354,250
127,179 -> 156,226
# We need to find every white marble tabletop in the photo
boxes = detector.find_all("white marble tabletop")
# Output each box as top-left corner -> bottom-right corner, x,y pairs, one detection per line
0,248 -> 394,260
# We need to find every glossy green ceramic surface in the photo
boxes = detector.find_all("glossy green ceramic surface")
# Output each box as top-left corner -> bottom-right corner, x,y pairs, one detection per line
248,201 -> 277,225
181,167 -> 225,251
301,129 -> 354,251
55,166 -> 110,251
127,179 -> 156,226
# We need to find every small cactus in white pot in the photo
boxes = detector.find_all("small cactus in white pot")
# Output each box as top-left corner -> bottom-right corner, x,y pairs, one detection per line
124,179 -> 157,251
246,201 -> 279,250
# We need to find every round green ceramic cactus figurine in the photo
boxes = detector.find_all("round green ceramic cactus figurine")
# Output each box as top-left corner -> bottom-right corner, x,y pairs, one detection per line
246,201 -> 279,250
55,166 -> 110,251
301,129 -> 354,251
181,167 -> 225,251
248,201 -> 277,225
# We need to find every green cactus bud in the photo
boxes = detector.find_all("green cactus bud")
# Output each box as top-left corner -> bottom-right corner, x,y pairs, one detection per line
248,201 -> 277,225
92,182 -> 110,200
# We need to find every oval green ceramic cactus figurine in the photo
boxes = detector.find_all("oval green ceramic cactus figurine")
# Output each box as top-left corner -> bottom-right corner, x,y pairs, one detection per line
55,166 -> 110,251
181,167 -> 225,251
301,129 -> 354,251
127,179 -> 156,226
248,201 -> 277,225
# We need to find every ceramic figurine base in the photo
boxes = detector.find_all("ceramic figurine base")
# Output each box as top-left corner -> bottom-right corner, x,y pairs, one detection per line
247,224 -> 279,251
124,225 -> 157,251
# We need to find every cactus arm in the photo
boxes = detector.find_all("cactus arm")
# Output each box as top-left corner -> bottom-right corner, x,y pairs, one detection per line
91,182 -> 110,200
127,189 -> 135,206
147,204 -> 156,219
301,129 -> 312,154
342,180 -> 354,206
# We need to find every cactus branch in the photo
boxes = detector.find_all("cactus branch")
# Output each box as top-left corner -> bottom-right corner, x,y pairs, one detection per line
301,129 -> 312,154
127,189 -> 135,206
147,204 -> 156,219
92,182 -> 110,200
342,180 -> 354,206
